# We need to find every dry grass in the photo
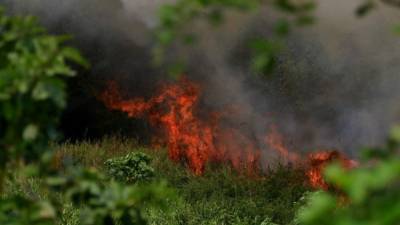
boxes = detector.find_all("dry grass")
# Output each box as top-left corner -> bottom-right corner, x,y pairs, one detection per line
46,136 -> 311,225
53,136 -> 141,169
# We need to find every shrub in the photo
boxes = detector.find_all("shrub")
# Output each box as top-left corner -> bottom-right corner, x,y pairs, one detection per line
0,6 -> 88,177
50,168 -> 174,225
0,7 -> 174,225
105,152 -> 155,183
0,195 -> 56,225
0,6 -> 87,224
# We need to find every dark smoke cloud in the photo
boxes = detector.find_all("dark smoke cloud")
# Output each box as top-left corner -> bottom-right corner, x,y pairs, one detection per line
168,0 -> 400,156
4,0 -> 400,158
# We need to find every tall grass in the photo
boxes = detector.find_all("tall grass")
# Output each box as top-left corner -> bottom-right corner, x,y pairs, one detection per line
5,136 -> 311,225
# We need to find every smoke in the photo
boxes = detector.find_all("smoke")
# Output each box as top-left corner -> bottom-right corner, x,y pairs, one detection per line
4,0 -> 400,158
276,0 -> 400,154
189,0 -> 400,156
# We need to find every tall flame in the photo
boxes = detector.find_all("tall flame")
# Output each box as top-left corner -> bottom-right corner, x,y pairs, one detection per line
101,77 -> 282,175
100,77 -> 356,187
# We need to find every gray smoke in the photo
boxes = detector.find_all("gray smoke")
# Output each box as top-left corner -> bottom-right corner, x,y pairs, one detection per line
4,0 -> 400,158
167,0 -> 400,157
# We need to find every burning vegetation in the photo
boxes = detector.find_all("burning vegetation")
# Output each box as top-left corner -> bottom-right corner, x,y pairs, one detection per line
100,76 -> 356,189
306,151 -> 358,190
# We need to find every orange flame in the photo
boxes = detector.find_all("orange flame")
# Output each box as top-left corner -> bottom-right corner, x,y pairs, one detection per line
100,78 -> 283,175
307,151 -> 357,190
100,77 -> 356,186
266,125 -> 299,163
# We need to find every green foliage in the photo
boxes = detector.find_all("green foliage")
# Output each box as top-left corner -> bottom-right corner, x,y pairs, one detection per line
46,139 -> 312,225
0,7 -> 83,224
154,0 -> 316,77
105,152 -> 155,184
0,196 -> 56,225
249,39 -> 281,75
297,126 -> 400,225
0,8 -> 89,224
148,160 -> 310,225
0,8 -> 174,225
0,7 -> 88,173
48,168 -> 174,225
260,217 -> 279,225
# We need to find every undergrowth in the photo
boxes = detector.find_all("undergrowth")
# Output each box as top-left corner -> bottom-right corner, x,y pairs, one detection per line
6,136 -> 311,225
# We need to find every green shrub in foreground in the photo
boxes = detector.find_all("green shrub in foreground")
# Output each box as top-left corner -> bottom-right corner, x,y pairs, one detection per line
105,152 -> 155,183
0,7 -> 174,225
49,168 -> 174,225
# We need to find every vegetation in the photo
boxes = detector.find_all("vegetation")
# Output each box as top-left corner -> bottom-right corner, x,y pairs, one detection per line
1,1 -> 400,225
55,138 -> 311,225
0,9 -> 173,225
0,7 -> 88,224
105,152 -> 155,183
4,134 -> 400,224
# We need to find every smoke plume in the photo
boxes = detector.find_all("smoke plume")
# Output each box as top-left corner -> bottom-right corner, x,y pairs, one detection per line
4,0 -> 400,159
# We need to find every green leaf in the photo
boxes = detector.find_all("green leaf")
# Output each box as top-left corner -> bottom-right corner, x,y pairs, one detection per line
32,79 -> 66,108
251,54 -> 275,74
23,124 -> 39,141
62,47 -> 90,69
298,191 -> 336,224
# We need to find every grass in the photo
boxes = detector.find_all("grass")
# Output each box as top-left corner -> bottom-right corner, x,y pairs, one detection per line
5,136 -> 312,225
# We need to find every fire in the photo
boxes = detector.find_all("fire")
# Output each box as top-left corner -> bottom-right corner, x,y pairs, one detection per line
266,125 -> 299,163
100,76 -> 356,187
307,151 -> 357,190
101,77 -> 266,175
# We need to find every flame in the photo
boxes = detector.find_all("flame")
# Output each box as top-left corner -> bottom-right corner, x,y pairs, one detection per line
101,78 -> 265,175
307,151 -> 357,190
100,76 -> 356,187
266,125 -> 299,163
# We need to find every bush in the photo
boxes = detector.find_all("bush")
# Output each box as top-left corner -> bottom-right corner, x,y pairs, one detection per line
51,168 -> 174,225
0,6 -> 88,173
0,7 -> 174,225
105,152 -> 155,183
0,6 -> 87,224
